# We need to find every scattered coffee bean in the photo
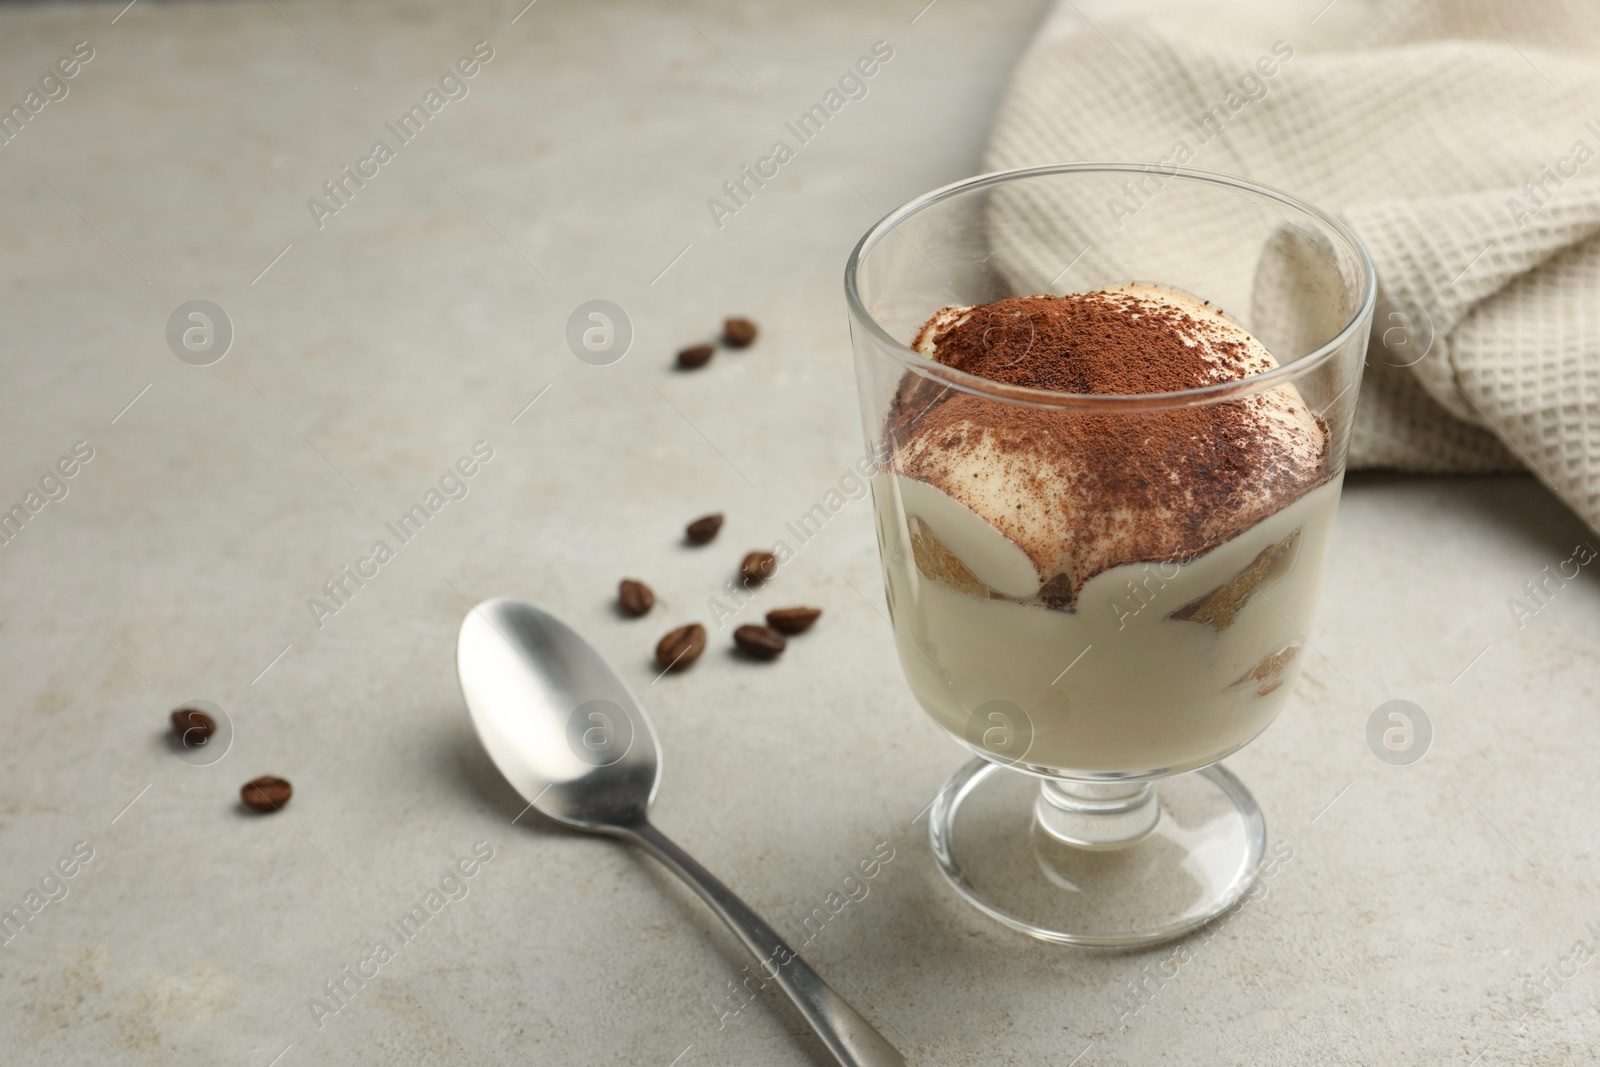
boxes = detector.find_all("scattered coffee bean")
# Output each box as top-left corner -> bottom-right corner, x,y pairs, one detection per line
723,317 -> 759,347
685,513 -> 724,544
656,623 -> 707,672
170,706 -> 216,748
241,776 -> 292,812
766,606 -> 822,634
740,550 -> 777,584
618,578 -> 655,617
734,624 -> 786,660
677,343 -> 715,369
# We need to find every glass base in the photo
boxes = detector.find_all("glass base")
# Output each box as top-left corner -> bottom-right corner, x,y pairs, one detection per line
928,758 -> 1265,947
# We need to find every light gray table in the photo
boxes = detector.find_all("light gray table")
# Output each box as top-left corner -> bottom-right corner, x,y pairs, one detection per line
2,1 -> 1597,1064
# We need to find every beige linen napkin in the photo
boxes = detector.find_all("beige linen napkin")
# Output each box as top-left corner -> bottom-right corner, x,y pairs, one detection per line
984,0 -> 1600,529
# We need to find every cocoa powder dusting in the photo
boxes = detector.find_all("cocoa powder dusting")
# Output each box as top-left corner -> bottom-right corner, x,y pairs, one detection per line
921,292 -> 1253,395
889,289 -> 1330,609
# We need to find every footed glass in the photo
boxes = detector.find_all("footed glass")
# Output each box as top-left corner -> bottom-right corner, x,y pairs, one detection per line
845,164 -> 1374,946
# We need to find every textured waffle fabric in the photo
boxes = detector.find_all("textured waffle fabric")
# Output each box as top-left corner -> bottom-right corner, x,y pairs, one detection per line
985,0 -> 1600,529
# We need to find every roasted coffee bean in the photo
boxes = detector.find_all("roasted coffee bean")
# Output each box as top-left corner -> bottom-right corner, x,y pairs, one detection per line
723,317 -> 759,347
766,606 -> 822,634
170,707 -> 216,747
686,513 -> 723,544
241,776 -> 292,812
618,579 -> 655,617
677,343 -> 715,369
656,623 -> 707,672
734,624 -> 786,660
740,551 -> 777,583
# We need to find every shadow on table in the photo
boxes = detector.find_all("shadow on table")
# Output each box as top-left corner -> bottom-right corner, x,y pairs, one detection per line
1345,470 -> 1596,562
433,723 -> 573,832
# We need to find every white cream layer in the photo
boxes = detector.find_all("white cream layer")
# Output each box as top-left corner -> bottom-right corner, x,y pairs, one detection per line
875,475 -> 1342,775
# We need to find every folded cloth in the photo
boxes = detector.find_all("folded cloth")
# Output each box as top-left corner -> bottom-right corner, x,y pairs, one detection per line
985,0 -> 1600,529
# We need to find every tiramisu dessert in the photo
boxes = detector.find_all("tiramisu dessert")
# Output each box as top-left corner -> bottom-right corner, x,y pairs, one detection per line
875,285 -> 1341,775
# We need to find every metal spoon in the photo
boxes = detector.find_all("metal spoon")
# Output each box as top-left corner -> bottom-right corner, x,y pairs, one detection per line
456,596 -> 909,1067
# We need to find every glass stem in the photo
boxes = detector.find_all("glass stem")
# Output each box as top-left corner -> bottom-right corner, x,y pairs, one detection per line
1034,778 -> 1160,849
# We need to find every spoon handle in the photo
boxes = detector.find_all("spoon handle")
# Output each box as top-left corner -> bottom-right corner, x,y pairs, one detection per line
627,819 -> 910,1067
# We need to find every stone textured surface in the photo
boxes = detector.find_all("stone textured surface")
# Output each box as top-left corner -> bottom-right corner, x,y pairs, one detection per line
0,1 -> 1597,1064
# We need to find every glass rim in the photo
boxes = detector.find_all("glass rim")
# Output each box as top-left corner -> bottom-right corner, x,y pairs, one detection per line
843,162 -> 1378,412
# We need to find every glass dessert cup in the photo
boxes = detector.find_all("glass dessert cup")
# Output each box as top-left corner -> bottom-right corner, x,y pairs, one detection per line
846,164 -> 1375,946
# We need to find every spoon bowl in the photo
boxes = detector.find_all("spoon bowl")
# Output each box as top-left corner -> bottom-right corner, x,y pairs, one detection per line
457,597 -> 657,830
